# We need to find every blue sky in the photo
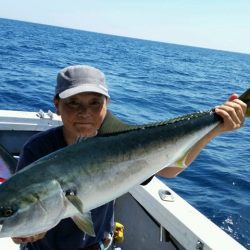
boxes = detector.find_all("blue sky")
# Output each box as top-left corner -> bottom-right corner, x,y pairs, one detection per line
0,0 -> 249,54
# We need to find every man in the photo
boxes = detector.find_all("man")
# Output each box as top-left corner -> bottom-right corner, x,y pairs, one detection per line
12,65 -> 246,250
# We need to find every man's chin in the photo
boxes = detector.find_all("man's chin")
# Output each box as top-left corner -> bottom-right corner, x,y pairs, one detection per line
74,125 -> 97,138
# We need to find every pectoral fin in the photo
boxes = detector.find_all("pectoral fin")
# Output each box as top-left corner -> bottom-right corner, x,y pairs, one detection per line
65,190 -> 96,236
72,212 -> 96,237
65,190 -> 84,214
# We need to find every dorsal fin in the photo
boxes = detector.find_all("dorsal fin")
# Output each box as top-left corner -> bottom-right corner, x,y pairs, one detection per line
97,110 -> 216,136
99,89 -> 250,136
98,111 -> 137,135
74,136 -> 88,144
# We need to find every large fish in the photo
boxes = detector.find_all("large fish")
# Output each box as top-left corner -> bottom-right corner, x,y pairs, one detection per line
0,89 -> 249,238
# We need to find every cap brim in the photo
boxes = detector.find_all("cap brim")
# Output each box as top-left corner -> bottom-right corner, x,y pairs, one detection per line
59,84 -> 110,99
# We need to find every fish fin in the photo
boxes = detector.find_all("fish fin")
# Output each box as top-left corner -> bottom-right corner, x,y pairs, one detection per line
74,136 -> 88,144
175,151 -> 189,169
66,190 -> 96,236
239,88 -> 250,117
98,111 -> 137,135
72,212 -> 96,237
0,144 -> 17,178
65,191 -> 84,214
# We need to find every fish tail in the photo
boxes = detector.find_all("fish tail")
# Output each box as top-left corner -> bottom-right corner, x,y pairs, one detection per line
239,88 -> 250,117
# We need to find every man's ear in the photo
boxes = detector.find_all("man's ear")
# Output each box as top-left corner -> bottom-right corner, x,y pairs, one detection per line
106,97 -> 110,105
54,97 -> 60,116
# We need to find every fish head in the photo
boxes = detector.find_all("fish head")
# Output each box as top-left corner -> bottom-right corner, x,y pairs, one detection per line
0,179 -> 66,238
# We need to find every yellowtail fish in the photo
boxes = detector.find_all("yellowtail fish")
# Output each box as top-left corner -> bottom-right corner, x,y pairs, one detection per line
0,89 -> 249,237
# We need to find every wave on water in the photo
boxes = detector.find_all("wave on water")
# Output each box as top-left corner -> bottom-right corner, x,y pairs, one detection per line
0,18 -> 250,248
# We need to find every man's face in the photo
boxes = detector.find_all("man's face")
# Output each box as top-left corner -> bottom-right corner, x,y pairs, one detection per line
55,92 -> 108,143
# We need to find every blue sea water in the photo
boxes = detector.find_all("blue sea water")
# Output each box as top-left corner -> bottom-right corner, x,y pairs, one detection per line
0,18 -> 250,248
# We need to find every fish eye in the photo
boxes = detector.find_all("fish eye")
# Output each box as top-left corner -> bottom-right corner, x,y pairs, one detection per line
0,206 -> 17,217
4,209 -> 13,217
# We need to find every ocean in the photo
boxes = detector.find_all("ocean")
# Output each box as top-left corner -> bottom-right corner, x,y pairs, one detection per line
0,18 -> 249,248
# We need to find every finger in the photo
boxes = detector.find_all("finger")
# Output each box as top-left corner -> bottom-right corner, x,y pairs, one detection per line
215,108 -> 236,128
215,106 -> 244,131
36,232 -> 46,240
228,93 -> 238,102
12,237 -> 32,244
227,102 -> 244,122
228,93 -> 247,116
216,104 -> 241,125
232,98 -> 247,117
226,100 -> 246,125
27,235 -> 42,243
31,232 -> 47,242
12,234 -> 43,244
12,237 -> 22,244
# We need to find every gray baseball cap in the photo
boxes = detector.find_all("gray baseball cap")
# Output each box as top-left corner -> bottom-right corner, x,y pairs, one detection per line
55,65 -> 110,99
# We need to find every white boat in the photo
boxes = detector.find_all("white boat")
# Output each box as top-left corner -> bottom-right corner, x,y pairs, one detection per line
0,109 -> 246,250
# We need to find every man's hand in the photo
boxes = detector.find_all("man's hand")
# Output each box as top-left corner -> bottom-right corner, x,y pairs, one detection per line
12,231 -> 47,244
214,93 -> 247,134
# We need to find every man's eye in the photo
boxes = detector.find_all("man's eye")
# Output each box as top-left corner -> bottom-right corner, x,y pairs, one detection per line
66,101 -> 79,108
90,98 -> 104,106
90,101 -> 101,106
